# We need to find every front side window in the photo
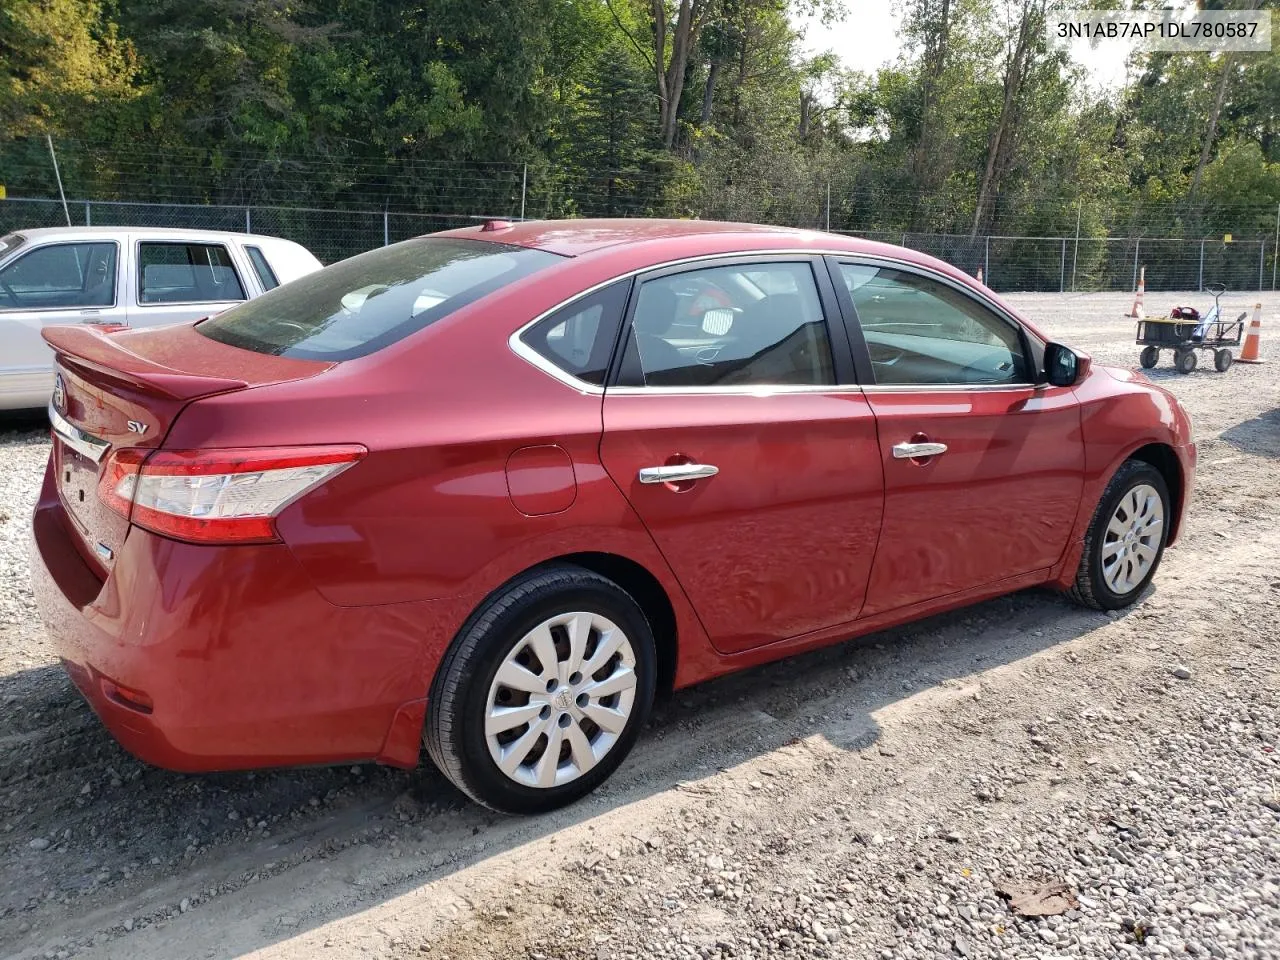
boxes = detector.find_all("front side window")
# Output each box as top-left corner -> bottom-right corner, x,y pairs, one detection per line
620,262 -> 834,387
138,242 -> 246,304
838,263 -> 1028,386
199,237 -> 562,360
0,241 -> 117,310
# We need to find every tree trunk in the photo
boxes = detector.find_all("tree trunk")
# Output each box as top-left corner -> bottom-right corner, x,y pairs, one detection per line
971,4 -> 1036,236
911,0 -> 951,188
653,0 -> 703,149
701,59 -> 721,126
799,90 -> 812,140
1188,52 -> 1234,205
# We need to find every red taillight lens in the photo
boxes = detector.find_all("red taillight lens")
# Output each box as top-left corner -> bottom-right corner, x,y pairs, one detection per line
98,445 -> 366,544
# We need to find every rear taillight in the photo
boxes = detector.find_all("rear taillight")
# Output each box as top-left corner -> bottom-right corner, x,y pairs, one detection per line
98,445 -> 366,544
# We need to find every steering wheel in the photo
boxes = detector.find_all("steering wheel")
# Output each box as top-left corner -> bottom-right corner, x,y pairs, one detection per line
273,320 -> 312,336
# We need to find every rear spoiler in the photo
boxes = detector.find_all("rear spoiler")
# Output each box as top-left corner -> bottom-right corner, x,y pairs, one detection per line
42,325 -> 247,401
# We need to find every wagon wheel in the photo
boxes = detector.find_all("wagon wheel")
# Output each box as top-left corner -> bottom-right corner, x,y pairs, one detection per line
1174,348 -> 1197,374
1139,346 -> 1159,369
1214,348 -> 1233,373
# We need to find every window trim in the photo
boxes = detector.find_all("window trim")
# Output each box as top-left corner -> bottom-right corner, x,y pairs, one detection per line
824,255 -> 1044,389
243,244 -> 280,292
0,240 -> 121,314
508,249 -> 1045,395
134,239 -> 247,308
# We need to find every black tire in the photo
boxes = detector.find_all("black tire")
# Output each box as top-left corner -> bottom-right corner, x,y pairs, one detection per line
1066,459 -> 1170,611
1214,348 -> 1233,372
424,564 -> 657,813
1139,346 -> 1159,369
1175,348 -> 1197,374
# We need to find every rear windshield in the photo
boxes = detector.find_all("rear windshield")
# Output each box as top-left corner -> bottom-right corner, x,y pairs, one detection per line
197,237 -> 562,360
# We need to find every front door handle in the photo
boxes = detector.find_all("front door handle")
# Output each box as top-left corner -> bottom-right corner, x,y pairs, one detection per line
892,441 -> 948,459
638,463 -> 720,484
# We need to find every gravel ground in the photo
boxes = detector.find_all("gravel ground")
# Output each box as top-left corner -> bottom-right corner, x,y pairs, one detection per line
0,291 -> 1277,960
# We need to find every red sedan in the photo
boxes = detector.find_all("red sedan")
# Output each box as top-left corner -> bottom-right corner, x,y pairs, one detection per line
30,219 -> 1195,812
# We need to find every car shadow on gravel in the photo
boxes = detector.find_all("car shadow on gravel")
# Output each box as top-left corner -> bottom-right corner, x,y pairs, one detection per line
0,586 -> 1142,958
1220,407 -> 1280,458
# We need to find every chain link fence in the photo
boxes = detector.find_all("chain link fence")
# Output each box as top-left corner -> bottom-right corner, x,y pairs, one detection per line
2,196 -> 1276,293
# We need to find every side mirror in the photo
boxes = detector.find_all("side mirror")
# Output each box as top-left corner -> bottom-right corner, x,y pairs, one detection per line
1044,342 -> 1089,387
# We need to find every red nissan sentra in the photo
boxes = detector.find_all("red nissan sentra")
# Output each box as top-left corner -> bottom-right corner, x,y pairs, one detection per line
29,219 -> 1195,812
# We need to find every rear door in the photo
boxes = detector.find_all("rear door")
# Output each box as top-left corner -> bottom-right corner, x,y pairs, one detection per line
828,258 -> 1085,616
0,240 -> 126,403
599,257 -> 885,655
127,237 -> 250,328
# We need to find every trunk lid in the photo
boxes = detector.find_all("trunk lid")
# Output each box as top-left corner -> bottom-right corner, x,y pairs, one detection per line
43,322 -> 329,576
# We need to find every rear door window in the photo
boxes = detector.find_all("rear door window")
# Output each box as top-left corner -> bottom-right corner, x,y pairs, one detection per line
0,242 -> 118,310
244,245 -> 280,291
198,237 -> 563,360
138,242 -> 246,304
617,261 -> 835,387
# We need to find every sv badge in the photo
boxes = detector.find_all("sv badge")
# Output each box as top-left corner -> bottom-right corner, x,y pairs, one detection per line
127,420 -> 149,435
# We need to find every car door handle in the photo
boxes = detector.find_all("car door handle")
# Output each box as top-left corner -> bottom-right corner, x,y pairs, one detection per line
638,463 -> 720,484
892,441 -> 948,459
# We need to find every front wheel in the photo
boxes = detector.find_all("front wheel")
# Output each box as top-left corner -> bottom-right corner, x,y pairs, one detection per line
424,564 -> 657,813
1214,348 -> 1233,372
1139,346 -> 1159,369
1067,459 -> 1170,610
1175,348 -> 1198,374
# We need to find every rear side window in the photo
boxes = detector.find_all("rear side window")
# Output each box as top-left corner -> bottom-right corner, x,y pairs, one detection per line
519,282 -> 628,386
0,241 -> 117,310
244,245 -> 279,291
198,237 -> 562,360
139,242 -> 245,304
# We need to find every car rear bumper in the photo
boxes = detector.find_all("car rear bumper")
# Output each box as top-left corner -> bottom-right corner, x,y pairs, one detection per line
1170,439 -> 1196,547
29,459 -> 471,772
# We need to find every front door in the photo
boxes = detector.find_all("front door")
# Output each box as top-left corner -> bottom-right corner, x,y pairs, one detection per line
600,258 -> 885,654
829,259 -> 1086,616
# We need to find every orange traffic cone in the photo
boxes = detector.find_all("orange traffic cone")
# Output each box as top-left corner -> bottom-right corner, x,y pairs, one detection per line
1237,303 -> 1265,363
1129,266 -> 1145,318
976,266 -> 984,285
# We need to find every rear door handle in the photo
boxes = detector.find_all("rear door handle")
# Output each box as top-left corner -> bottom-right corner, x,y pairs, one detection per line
638,463 -> 719,484
892,441 -> 948,459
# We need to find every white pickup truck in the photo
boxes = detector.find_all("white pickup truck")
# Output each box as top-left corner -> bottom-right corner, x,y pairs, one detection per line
0,227 -> 322,410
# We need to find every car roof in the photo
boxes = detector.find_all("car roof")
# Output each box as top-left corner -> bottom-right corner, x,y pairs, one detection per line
5,226 -> 287,243
434,218 -> 857,257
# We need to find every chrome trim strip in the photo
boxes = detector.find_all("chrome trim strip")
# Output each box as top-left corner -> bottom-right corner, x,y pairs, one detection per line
860,382 -> 1038,394
507,247 -> 1040,393
48,403 -> 109,463
606,384 -> 866,397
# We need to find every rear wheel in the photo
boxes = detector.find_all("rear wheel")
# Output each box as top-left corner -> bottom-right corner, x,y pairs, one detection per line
1214,348 -> 1233,372
1067,459 -> 1170,610
1175,348 -> 1198,374
1139,346 -> 1159,369
424,565 -> 657,813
